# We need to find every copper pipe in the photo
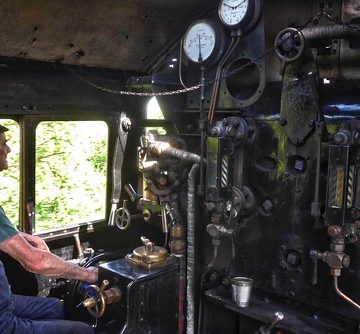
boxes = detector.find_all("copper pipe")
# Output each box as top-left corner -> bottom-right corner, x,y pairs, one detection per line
333,276 -> 360,311
73,233 -> 84,258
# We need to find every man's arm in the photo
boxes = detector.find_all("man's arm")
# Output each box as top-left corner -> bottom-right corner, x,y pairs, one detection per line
0,234 -> 97,283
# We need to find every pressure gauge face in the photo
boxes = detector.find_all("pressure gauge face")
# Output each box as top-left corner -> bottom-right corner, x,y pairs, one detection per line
183,20 -> 226,66
218,0 -> 262,31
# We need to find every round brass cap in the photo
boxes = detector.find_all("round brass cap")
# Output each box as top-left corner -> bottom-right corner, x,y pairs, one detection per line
133,245 -> 168,263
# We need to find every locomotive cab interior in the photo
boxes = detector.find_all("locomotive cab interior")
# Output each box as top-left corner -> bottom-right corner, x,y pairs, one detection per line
0,0 -> 360,333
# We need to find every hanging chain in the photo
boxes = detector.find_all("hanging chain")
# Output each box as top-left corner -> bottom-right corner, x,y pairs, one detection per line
313,4 -> 339,24
70,68 -> 201,96
308,3 -> 360,32
83,75 -> 201,96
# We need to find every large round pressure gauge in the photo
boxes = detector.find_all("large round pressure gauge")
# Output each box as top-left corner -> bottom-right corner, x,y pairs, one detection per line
183,19 -> 226,66
218,0 -> 262,32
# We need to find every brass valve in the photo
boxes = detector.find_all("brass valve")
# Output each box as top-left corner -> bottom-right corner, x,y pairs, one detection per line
170,225 -> 185,255
310,225 -> 351,279
83,279 -> 122,318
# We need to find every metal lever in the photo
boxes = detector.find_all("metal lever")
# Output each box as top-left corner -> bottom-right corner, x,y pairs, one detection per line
160,202 -> 169,247
254,311 -> 284,334
309,249 -> 321,285
124,183 -> 140,202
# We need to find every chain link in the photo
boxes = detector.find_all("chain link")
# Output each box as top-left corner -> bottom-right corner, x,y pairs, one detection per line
84,77 -> 202,96
311,5 -> 360,32
314,6 -> 338,24
72,69 -> 202,96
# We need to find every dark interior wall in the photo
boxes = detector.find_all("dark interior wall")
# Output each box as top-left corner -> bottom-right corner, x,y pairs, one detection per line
0,0 -> 218,71
0,58 -> 139,115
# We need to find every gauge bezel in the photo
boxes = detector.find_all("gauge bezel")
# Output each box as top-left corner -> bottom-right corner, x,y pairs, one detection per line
218,0 -> 262,33
182,19 -> 227,66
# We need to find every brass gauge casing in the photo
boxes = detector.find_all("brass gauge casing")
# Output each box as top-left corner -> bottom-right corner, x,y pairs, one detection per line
183,19 -> 226,66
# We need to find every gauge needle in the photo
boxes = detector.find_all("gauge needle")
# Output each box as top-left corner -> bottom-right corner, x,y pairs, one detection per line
223,1 -> 245,9
223,3 -> 234,9
233,0 -> 246,9
198,34 -> 203,62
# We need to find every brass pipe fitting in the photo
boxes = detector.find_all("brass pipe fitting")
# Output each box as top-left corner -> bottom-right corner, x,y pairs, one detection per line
170,225 -> 185,255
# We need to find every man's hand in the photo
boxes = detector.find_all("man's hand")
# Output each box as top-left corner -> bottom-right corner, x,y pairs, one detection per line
20,232 -> 50,252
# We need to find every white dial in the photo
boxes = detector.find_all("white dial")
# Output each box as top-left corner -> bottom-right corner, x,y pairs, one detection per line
183,21 -> 216,64
219,0 -> 249,27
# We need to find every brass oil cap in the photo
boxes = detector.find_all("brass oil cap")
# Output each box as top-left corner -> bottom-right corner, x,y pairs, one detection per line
132,236 -> 168,263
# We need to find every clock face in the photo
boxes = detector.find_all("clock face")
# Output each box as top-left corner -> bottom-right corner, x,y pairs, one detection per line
219,0 -> 249,27
183,21 -> 216,64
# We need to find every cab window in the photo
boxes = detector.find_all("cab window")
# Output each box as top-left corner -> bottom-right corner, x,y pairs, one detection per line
35,121 -> 108,233
0,119 -> 20,228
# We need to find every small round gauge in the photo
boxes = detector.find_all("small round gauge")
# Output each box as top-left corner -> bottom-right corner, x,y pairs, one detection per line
218,0 -> 262,32
183,19 -> 226,66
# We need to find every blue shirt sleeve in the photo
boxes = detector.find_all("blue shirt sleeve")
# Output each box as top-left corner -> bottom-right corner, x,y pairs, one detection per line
0,206 -> 18,243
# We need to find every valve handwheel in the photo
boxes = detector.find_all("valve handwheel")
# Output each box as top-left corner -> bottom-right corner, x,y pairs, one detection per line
83,280 -> 108,318
115,199 -> 131,230
274,27 -> 305,63
82,279 -> 122,318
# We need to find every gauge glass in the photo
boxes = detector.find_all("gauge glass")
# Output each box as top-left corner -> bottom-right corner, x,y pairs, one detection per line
219,0 -> 249,26
183,22 -> 216,63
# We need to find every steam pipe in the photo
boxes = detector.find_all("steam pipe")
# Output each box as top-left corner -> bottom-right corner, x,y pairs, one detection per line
301,24 -> 360,41
333,276 -> 360,311
178,255 -> 186,334
149,140 -> 203,333
148,140 -> 202,164
199,68 -> 206,196
187,163 -> 200,334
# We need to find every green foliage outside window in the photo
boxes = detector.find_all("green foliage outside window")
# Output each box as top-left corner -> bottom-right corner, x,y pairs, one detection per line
35,121 -> 108,233
0,119 -> 108,233
0,119 -> 20,227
